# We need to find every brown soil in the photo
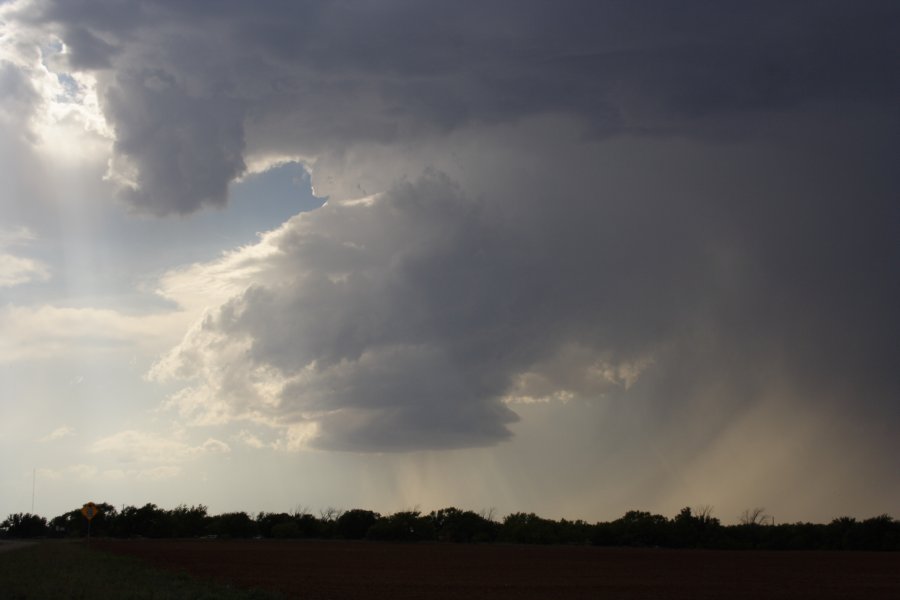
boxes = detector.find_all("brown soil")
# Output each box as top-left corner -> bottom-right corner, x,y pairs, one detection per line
93,539 -> 900,600
0,540 -> 36,553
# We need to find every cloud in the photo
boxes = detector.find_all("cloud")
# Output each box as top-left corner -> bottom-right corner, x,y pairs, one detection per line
0,58 -> 39,142
150,172 -> 528,450
234,430 -> 265,449
103,68 -> 246,215
0,304 -> 186,362
89,429 -> 230,464
38,425 -> 74,442
6,1 -> 897,475
0,252 -> 49,286
37,464 -> 98,480
0,227 -> 49,287
148,121 -> 899,454
10,1 -> 897,214
38,463 -> 183,482
0,7 -> 111,159
0,227 -> 37,246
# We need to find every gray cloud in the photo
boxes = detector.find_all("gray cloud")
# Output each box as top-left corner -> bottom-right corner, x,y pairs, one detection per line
104,68 -> 246,215
153,117 -> 898,453
21,0 -> 899,213
0,60 -> 39,138
13,2 -> 898,460
57,25 -> 119,70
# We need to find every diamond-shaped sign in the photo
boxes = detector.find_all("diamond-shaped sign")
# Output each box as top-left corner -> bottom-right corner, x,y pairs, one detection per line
81,502 -> 101,521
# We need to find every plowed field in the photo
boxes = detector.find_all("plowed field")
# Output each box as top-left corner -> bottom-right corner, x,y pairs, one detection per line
94,539 -> 900,600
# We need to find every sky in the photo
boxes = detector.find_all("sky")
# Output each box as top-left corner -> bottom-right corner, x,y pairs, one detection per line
0,1 -> 897,524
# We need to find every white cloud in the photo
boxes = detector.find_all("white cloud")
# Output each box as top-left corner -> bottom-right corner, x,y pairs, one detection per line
271,423 -> 321,453
0,227 -> 49,287
0,2 -> 112,162
89,429 -> 230,464
152,229 -> 283,314
38,425 -> 74,442
0,227 -> 37,246
135,465 -> 183,481
37,463 -> 182,482
0,252 -> 49,287
0,304 -> 189,363
234,430 -> 265,449
501,344 -> 655,405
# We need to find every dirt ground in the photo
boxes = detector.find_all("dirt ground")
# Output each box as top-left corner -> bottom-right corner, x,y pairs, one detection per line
93,539 -> 900,600
0,540 -> 36,553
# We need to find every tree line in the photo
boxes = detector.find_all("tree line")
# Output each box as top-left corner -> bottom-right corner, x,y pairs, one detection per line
1,505 -> 897,550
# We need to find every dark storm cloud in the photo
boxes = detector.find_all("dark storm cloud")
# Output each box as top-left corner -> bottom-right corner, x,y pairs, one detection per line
153,124 -> 899,451
25,0 -> 900,213
104,68 -> 246,215
58,25 -> 119,69
18,1 -> 899,454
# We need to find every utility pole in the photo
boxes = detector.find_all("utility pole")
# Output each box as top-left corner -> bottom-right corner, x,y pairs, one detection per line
31,468 -> 35,513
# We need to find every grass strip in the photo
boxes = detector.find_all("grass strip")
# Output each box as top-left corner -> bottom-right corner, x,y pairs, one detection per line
0,540 -> 280,599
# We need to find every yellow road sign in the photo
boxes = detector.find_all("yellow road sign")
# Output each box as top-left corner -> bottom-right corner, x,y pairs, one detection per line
81,502 -> 101,521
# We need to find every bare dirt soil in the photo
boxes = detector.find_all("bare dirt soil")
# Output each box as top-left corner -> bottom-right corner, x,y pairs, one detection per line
0,540 -> 36,553
93,539 -> 900,600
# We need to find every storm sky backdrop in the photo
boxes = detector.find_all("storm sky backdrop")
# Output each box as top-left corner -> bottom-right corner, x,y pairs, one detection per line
0,1 -> 897,523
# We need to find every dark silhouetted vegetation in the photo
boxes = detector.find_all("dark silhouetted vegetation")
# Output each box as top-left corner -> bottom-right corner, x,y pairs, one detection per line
367,510 -> 435,542
0,513 -> 48,538
208,512 -> 258,539
335,509 -> 380,539
3,503 -> 897,550
430,507 -> 497,543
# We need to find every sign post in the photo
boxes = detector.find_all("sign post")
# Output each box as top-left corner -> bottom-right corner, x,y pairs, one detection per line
81,502 -> 101,543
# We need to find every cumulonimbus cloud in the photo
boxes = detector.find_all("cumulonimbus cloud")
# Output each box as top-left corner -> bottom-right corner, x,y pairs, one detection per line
149,118 -> 898,453
7,1 -> 898,462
